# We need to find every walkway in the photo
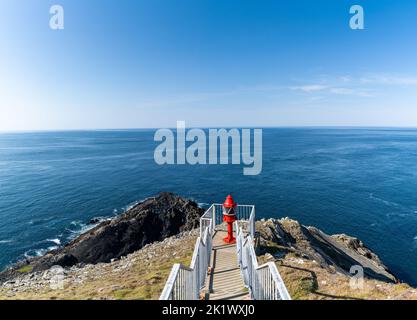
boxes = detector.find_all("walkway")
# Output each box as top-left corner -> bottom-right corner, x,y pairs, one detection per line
206,230 -> 250,300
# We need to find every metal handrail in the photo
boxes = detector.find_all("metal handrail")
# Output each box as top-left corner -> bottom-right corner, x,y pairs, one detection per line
212,204 -> 255,238
200,204 -> 216,237
159,225 -> 212,300
235,221 -> 291,300
160,203 -> 290,300
160,209 -> 214,300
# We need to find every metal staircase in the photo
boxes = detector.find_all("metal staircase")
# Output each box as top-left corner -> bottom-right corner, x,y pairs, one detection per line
159,204 -> 291,300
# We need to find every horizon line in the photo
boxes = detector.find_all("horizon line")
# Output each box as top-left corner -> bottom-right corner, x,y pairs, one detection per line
2,125 -> 417,134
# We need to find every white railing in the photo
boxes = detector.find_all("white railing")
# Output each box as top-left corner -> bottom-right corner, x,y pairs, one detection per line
161,202 -> 290,300
200,204 -> 216,237
235,221 -> 291,300
212,204 -> 255,238
160,211 -> 213,300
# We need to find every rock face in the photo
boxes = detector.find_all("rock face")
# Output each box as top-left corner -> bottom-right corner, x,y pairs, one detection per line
1,192 -> 203,279
257,218 -> 397,283
2,196 -> 414,299
0,194 -> 402,295
0,230 -> 200,300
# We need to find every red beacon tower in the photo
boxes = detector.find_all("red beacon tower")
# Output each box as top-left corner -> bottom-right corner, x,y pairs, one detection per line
222,195 -> 237,244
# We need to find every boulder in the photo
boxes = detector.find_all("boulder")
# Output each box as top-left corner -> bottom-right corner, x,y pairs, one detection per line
2,192 -> 203,277
257,218 -> 397,283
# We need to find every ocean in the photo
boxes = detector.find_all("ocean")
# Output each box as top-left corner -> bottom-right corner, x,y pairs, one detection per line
0,128 -> 417,285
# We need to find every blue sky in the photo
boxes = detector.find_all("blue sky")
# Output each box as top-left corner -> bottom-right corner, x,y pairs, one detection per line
1,0 -> 417,130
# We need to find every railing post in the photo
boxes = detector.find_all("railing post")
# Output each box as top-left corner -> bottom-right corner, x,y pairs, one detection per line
160,264 -> 181,300
193,262 -> 198,299
212,205 -> 216,233
250,206 -> 255,239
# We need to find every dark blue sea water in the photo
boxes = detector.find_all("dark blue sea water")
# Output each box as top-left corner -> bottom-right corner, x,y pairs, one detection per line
1,128 -> 417,285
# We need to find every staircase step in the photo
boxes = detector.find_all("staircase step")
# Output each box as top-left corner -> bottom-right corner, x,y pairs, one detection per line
206,231 -> 249,301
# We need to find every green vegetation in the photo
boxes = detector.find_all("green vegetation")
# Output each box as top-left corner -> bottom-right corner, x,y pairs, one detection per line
0,234 -> 196,300
16,265 -> 33,273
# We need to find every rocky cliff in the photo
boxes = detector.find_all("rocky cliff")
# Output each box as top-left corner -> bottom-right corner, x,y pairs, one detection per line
255,218 -> 416,300
1,193 -> 416,300
256,218 -> 396,283
0,192 -> 203,281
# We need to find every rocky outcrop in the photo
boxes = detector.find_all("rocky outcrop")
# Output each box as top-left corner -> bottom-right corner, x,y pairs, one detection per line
0,192 -> 203,281
256,218 -> 397,283
1,220 -> 414,300
0,230 -> 200,300
1,205 -> 415,300
1,194 -> 408,300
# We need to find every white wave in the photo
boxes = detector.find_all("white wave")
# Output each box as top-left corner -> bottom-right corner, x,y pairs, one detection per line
198,202 -> 210,207
47,238 -> 61,245
64,198 -> 147,242
35,249 -> 47,256
129,198 -> 151,209
124,201 -> 141,211
0,240 -> 12,244
66,221 -> 97,241
70,220 -> 83,226
24,248 -> 47,258
369,193 -> 400,208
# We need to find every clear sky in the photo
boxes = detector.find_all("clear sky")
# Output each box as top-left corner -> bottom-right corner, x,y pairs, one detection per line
1,0 -> 417,130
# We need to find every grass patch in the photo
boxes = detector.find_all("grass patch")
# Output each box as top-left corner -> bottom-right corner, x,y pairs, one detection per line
113,289 -> 134,300
0,233 -> 204,300
16,265 -> 33,273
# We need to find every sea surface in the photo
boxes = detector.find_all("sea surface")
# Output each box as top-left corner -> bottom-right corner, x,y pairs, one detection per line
1,128 -> 417,285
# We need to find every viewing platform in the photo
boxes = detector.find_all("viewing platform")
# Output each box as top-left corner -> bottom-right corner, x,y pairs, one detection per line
160,197 -> 291,301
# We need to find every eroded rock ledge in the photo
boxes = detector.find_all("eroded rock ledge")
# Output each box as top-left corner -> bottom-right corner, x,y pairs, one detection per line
0,192 -> 203,282
0,193 -> 401,293
256,217 -> 396,283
